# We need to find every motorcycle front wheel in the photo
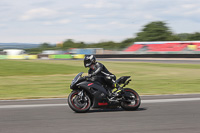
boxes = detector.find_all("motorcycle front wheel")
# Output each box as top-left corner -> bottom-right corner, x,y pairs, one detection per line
120,88 -> 141,111
68,91 -> 91,113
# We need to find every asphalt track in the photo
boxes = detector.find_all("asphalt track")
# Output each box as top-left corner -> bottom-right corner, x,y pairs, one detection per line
1,58 -> 199,133
1,94 -> 200,133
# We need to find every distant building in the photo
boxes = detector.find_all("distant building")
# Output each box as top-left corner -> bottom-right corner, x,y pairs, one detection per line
3,49 -> 26,55
41,50 -> 68,55
0,51 -> 6,55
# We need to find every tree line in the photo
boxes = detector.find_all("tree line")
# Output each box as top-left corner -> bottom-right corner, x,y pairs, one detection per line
27,21 -> 200,54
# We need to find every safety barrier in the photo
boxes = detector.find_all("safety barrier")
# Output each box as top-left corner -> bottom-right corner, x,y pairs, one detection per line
72,54 -> 85,59
125,41 -> 200,52
0,55 -> 7,59
1,54 -> 200,60
0,54 -> 84,60
27,55 -> 38,59
95,54 -> 200,58
49,54 -> 85,59
49,54 -> 73,59
0,55 -> 38,59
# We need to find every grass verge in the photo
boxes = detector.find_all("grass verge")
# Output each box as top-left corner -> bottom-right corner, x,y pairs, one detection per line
0,59 -> 200,99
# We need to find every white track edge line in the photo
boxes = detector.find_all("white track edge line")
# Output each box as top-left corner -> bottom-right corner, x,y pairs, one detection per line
1,93 -> 200,102
1,97 -> 200,109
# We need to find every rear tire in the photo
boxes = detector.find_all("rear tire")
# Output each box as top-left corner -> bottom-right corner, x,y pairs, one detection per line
120,88 -> 141,111
68,91 -> 91,113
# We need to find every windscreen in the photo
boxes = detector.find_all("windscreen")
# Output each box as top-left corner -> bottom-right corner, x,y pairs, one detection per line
71,72 -> 84,85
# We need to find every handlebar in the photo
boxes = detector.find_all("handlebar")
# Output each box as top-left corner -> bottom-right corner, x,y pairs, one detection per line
83,75 -> 104,78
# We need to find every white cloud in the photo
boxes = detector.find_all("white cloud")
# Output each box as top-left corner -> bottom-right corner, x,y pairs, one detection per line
86,24 -> 105,30
83,0 -> 121,9
185,9 -> 200,16
42,19 -> 71,25
182,4 -> 197,9
57,19 -> 71,24
42,21 -> 53,25
157,2 -> 200,18
0,23 -> 6,27
0,34 -> 130,44
143,15 -> 159,21
19,8 -> 57,21
108,21 -> 129,28
1,0 -> 200,43
86,21 -> 135,32
169,19 -> 200,33
81,14 -> 97,19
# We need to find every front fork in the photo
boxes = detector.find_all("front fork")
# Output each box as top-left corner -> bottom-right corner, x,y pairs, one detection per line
77,90 -> 87,102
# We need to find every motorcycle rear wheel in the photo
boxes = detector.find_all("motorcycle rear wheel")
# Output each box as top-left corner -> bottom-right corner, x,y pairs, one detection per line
120,88 -> 141,111
68,91 -> 91,113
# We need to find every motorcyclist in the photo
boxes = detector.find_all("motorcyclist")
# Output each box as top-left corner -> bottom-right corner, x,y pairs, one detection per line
84,55 -> 117,93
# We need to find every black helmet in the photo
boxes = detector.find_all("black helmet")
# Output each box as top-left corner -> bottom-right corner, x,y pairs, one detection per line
84,55 -> 96,67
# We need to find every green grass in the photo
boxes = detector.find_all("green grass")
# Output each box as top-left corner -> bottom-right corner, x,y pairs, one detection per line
0,60 -> 84,76
0,59 -> 200,99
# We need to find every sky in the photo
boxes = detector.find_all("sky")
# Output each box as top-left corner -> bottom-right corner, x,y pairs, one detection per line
1,0 -> 200,44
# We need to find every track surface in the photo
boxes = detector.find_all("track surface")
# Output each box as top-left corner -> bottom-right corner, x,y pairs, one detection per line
1,59 -> 199,133
98,58 -> 200,64
1,94 -> 200,133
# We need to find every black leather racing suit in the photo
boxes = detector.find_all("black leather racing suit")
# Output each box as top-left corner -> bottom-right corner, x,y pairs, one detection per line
88,62 -> 116,89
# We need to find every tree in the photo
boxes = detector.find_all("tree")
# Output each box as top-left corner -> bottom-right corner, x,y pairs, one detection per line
62,39 -> 86,49
62,39 -> 74,49
40,43 -> 52,48
188,32 -> 200,40
122,38 -> 135,44
135,21 -> 179,41
121,38 -> 135,48
177,33 -> 191,41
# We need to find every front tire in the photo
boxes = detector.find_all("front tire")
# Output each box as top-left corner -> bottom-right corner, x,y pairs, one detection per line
68,91 -> 91,113
120,88 -> 141,111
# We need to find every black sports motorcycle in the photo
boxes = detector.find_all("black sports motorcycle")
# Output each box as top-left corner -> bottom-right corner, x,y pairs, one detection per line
68,72 -> 141,113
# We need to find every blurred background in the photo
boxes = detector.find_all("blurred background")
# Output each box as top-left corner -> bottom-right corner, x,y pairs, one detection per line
1,21 -> 200,59
1,0 -> 200,58
1,0 -> 200,100
1,2 -> 200,133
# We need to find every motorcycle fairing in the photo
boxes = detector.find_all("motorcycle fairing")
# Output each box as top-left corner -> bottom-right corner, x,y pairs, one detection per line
77,81 -> 109,108
116,76 -> 130,85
